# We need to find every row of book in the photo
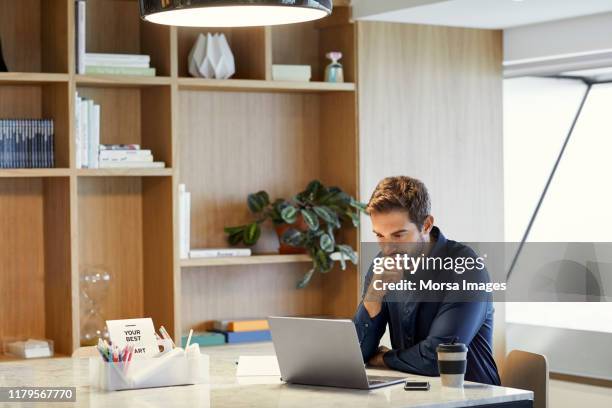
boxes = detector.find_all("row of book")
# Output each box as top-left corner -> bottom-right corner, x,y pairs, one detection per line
75,1 -> 155,76
181,319 -> 271,347
0,119 -> 54,168
75,92 -> 100,168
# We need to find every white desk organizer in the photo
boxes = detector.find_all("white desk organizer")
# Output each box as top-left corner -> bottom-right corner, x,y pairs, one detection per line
89,344 -> 209,391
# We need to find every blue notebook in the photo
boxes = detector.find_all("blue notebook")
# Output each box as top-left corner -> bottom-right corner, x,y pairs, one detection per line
224,330 -> 272,344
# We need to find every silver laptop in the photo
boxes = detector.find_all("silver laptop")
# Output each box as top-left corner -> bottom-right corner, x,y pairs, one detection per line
269,316 -> 407,390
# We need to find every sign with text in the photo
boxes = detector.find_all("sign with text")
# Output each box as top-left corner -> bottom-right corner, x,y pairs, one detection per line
106,318 -> 159,358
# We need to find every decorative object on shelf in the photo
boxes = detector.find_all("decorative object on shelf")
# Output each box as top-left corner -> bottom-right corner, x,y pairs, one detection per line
80,267 -> 111,346
324,51 -> 344,83
272,64 -> 311,82
188,33 -> 235,79
0,37 -> 8,72
224,180 -> 366,288
140,0 -> 332,27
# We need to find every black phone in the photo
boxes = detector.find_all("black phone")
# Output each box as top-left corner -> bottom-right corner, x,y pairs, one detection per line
404,381 -> 430,391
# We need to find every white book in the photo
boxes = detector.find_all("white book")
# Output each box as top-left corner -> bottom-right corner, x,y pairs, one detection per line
185,191 -> 191,259
75,94 -> 82,168
84,53 -> 151,64
86,99 -> 95,168
179,184 -> 188,259
99,155 -> 153,163
83,59 -> 150,68
99,149 -> 152,159
76,1 -> 86,74
80,99 -> 89,168
189,248 -> 252,258
91,104 -> 100,168
98,161 -> 165,168
272,65 -> 311,82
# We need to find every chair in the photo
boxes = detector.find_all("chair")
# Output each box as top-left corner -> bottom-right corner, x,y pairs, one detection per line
501,350 -> 549,408
71,346 -> 98,358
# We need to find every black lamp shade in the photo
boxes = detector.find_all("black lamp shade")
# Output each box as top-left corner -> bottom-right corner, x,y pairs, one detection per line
139,0 -> 333,27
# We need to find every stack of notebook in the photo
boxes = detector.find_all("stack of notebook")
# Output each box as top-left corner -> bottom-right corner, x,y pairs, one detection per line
213,319 -> 271,344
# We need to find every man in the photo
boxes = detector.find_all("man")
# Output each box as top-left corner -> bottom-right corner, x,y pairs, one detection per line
353,176 -> 501,385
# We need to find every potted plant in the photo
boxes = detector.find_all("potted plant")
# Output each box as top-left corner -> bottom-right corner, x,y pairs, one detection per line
224,180 -> 365,288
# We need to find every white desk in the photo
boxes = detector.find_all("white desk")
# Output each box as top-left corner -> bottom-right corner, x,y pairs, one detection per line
0,342 -> 532,407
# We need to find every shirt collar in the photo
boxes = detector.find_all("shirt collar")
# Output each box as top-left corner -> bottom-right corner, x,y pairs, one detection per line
428,226 -> 447,257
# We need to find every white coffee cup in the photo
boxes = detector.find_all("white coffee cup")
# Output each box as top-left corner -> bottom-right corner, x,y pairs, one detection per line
437,342 -> 468,388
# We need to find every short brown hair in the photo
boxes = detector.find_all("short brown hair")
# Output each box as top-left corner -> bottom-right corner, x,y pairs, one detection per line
367,176 -> 431,229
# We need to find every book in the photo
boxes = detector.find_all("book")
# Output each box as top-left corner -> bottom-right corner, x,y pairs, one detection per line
99,155 -> 154,163
84,66 -> 156,76
99,149 -> 152,159
99,144 -> 141,151
180,332 -> 225,348
98,161 -> 165,168
189,248 -> 252,258
223,330 -> 272,344
91,103 -> 100,168
213,319 -> 270,332
76,1 -> 86,74
179,184 -> 191,259
84,53 -> 151,65
272,65 -> 312,82
0,120 -> 54,169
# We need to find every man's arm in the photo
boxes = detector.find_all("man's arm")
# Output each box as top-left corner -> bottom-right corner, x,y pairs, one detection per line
382,301 -> 487,375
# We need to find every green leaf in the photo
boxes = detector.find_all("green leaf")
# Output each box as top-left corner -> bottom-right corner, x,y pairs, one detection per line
228,231 -> 243,246
319,233 -> 334,253
297,268 -> 315,289
247,191 -> 268,213
315,249 -> 333,272
242,223 -> 261,246
281,228 -> 303,246
350,197 -> 367,212
280,205 -> 298,224
336,244 -> 358,264
301,209 -> 319,231
313,206 -> 340,228
337,251 -> 347,270
224,225 -> 244,235
349,211 -> 361,227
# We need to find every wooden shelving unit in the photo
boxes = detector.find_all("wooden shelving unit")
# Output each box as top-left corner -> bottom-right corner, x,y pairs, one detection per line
0,0 -> 359,357
181,254 -> 312,268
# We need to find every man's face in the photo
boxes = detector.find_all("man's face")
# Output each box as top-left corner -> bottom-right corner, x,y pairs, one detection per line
371,210 -> 432,256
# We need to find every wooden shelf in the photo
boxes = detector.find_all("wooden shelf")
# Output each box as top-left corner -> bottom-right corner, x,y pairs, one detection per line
0,353 -> 67,363
0,73 -> 69,85
0,169 -> 71,178
75,75 -> 172,88
180,254 -> 312,268
76,168 -> 172,177
177,78 -> 355,93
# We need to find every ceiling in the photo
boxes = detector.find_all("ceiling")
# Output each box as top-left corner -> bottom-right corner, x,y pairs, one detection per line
352,0 -> 612,29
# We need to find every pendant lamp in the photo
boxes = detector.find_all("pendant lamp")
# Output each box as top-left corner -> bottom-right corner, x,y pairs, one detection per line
139,0 -> 332,27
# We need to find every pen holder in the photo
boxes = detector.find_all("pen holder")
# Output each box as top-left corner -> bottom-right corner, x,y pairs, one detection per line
89,348 -> 209,391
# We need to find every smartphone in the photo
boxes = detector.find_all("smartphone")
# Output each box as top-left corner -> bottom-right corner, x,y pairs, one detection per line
404,381 -> 430,391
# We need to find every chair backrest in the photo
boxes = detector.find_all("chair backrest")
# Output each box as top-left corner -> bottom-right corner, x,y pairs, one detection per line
501,349 -> 549,408
71,346 -> 98,358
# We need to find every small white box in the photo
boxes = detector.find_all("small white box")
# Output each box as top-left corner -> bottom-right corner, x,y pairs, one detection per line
272,65 -> 312,82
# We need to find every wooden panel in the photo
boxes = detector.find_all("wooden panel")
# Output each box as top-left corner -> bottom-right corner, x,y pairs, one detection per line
178,90 -> 320,249
41,0 -> 68,73
77,87 -> 141,146
272,22 -> 322,81
0,0 -> 41,72
177,27 -> 267,79
141,86 -> 173,166
0,86 -> 42,118
357,22 -> 504,242
319,22 -> 356,83
0,179 -> 45,341
177,78 -> 355,93
142,177 -> 175,335
77,177 -> 144,322
86,0 -> 141,54
43,177 -> 72,355
141,21 -> 172,77
42,83 -> 70,168
181,254 -> 311,268
181,264 -> 324,332
319,92 -> 359,317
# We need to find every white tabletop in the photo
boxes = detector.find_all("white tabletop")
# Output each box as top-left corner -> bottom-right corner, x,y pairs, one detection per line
0,342 -> 532,408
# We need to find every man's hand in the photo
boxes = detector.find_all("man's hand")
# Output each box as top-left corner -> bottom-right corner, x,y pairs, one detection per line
364,258 -> 403,318
368,345 -> 391,368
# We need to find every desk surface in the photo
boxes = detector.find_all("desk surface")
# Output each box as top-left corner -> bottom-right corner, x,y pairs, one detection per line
0,342 -> 532,408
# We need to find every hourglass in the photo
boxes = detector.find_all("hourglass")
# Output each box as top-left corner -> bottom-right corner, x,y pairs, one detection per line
80,267 -> 111,346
